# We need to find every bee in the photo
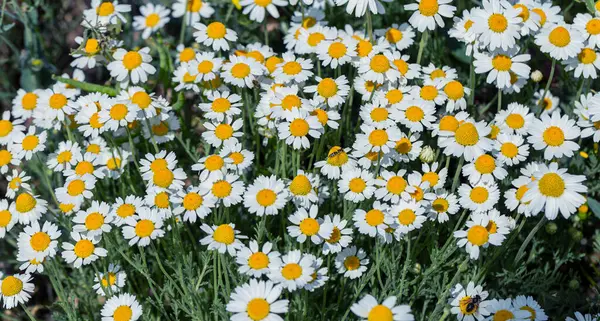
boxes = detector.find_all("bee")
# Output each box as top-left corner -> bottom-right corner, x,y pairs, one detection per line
461,295 -> 482,314
328,148 -> 344,159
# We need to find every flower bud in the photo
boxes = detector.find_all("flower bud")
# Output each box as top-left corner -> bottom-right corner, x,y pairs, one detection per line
568,279 -> 580,290
578,204 -> 590,220
531,70 -> 543,82
413,263 -> 422,274
545,222 -> 557,235
419,146 -> 436,163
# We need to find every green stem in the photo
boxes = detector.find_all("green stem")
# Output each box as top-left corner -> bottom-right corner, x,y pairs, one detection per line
52,75 -> 117,96
179,12 -> 188,45
416,31 -> 428,65
366,10 -> 373,43
450,157 -> 464,192
497,88 -> 502,112
20,303 -> 37,321
514,216 -> 547,264
537,59 -> 556,115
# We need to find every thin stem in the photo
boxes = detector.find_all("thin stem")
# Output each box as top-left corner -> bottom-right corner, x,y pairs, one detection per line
514,216 -> 547,264
20,303 -> 37,321
416,31 -> 428,65
179,12 -> 188,45
537,59 -> 556,115
366,10 -> 373,43
497,88 -> 502,112
450,157 -> 464,192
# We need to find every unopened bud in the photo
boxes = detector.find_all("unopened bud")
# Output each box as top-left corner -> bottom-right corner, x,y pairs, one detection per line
578,204 -> 590,220
531,70 -> 543,82
419,146 -> 436,163
413,263 -> 422,274
568,279 -> 580,290
545,222 -> 557,235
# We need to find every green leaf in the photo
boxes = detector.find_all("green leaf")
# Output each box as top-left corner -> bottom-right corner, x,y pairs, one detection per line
52,75 -> 118,96
586,197 -> 600,218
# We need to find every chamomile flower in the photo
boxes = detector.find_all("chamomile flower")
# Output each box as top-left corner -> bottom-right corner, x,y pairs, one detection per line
335,246 -> 369,279
473,49 -> 531,89
0,148 -> 20,174
494,133 -> 530,166
83,0 -> 130,30
133,4 -> 171,39
565,313 -> 596,321
443,80 -> 471,112
220,141 -> 255,173
449,282 -> 490,321
288,204 -> 333,244
193,21 -> 237,51
226,279 -> 289,320
308,102 -> 342,130
404,0 -> 457,32
421,64 -> 457,84
142,114 -> 181,144
268,250 -> 315,291
144,189 -> 173,218
353,201 -> 389,237
236,241 -> 281,278
288,170 -> 319,207
394,99 -> 436,132
573,13 -> 600,49
315,146 -> 357,180
10,191 -> 47,225
116,87 -> 159,119
98,100 -> 136,131
111,195 -> 145,226
199,91 -> 242,122
421,162 -> 448,189
73,201 -> 113,238
0,112 -> 25,146
17,220 -> 61,261
359,50 -> 401,84
107,47 -> 156,85
304,76 -> 350,107
439,119 -> 493,161
522,162 -> 587,220
122,207 -> 165,247
449,9 -> 478,54
100,293 -> 143,321
527,110 -> 580,160
296,26 -> 337,55
321,214 -> 353,254
563,46 -> 600,79
192,153 -> 227,181
172,0 -> 214,25
5,170 -> 31,199
359,102 -> 396,129
339,167 -> 376,203
240,0 -> 287,22
472,0 -> 522,51
462,154 -> 507,184
374,170 -> 409,204
272,52 -> 314,84
222,55 -> 265,88
172,187 -> 216,222
278,110 -> 322,150
0,200 -> 17,238
386,199 -> 426,234
389,52 -> 422,80
201,173 -> 246,207
351,294 -> 414,321
64,152 -> 104,179
93,264 -> 126,296
11,89 -> 41,119
376,23 -> 415,51
55,175 -> 96,206
46,141 -> 81,173
304,254 -> 328,292
535,23 -> 585,61
244,175 -> 288,216
316,37 -> 357,69
511,296 -> 548,321
424,190 -> 459,222
354,124 -> 402,155
0,273 -> 34,309
495,102 -> 533,135
16,254 -> 44,274
458,181 -> 499,213
390,132 -> 423,163
454,213 -> 504,259
36,85 -> 77,124
61,232 -> 108,268
10,126 -> 47,160
202,117 -> 244,148
513,1 -> 542,36
187,52 -> 222,83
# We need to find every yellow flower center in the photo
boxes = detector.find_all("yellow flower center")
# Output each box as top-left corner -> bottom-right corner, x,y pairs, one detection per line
386,28 -> 403,43
395,137 -> 412,154
155,192 -> 170,209
387,176 -> 407,195
153,168 -> 174,188
212,180 -> 232,198
501,142 -> 519,158
454,123 -> 479,146
247,298 -> 270,321
327,146 -> 348,166
265,56 -> 283,74
370,54 -> 390,73
16,192 -> 36,213
317,78 -> 338,98
113,305 -> 133,321
386,89 -> 403,104
282,61 -> 302,76
248,252 -> 269,269
204,155 -> 224,171
256,189 -> 277,207
370,108 -> 389,122
0,210 -> 12,227
538,172 -> 565,197
327,227 -> 341,243
312,109 -> 329,126
229,152 -> 244,164
122,51 -> 143,70
30,231 -> 51,251
578,48 -> 597,64
307,32 -> 325,47
85,212 -> 105,230
0,150 -> 11,166
328,42 -> 347,58
405,106 -> 425,122
281,263 -> 302,280
349,177 -> 366,193
365,209 -> 384,226
444,81 -> 464,100
1,276 -> 23,297
470,187 -> 489,204
215,123 -> 234,140
514,4 -> 530,21
135,219 -> 155,238
231,63 -> 251,78
299,217 -> 320,236
398,209 -> 416,225
281,95 -> 301,111
290,175 -> 312,196
393,59 -> 409,75
49,93 -> 67,110
368,305 -> 393,321
96,2 -> 115,16
474,154 -> 496,174
542,126 -> 564,146
56,151 -> 72,164
464,20 -> 474,30
302,17 -> 317,28
183,192 -> 203,210
21,92 -> 38,110
467,225 -> 489,246
368,129 -> 388,146
74,239 -> 95,258
212,98 -> 231,113
548,26 -> 571,47
356,39 -> 373,58
459,296 -> 478,315
418,0 -> 439,16
344,255 -> 361,270
486,220 -> 497,234
505,113 -> 524,129
187,0 -> 204,12
101,272 -> 116,287
516,185 -> 528,201
488,13 -> 508,32
132,91 -> 151,109
75,161 -> 94,176
145,13 -> 160,27
117,204 -> 135,218
532,8 -> 547,26
87,144 -> 101,154
439,115 -> 459,132
179,47 -> 195,62
206,22 -> 227,39
521,306 -> 536,320
0,120 -> 12,137
586,19 -> 600,35
290,119 -> 310,137
110,104 -> 128,120
492,55 -> 512,71
67,179 -> 86,196
432,198 -> 449,213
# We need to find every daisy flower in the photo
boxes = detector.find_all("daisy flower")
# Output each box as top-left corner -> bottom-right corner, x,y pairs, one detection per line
485,299 -> 532,321
221,55 -> 265,88
36,85 -> 77,124
236,241 -> 281,278
394,99 -> 436,132
11,89 -> 41,119
421,64 -> 457,84
100,293 -> 143,321
389,52 -> 422,80
46,141 -> 81,173
288,204 -> 333,244
535,23 -> 585,61
307,102 -> 342,130
424,190 -> 459,222
573,13 -> 600,49
122,207 -> 165,247
82,0 -> 130,30
386,199 -> 427,234
376,23 -> 415,51
522,162 -> 587,220
458,180 -> 499,213
443,80 -> 471,112
527,110 -> 580,160
132,4 -> 171,39
505,173 -> 534,216
321,214 -> 353,255
116,87 -> 160,119
72,201 -> 113,238
201,173 -> 246,207
277,110 -> 322,150
304,76 -> 350,107
563,46 -> 600,79
438,119 -> 493,161
10,191 -> 48,225
16,253 -> 44,274
17,220 -> 61,261
462,154 -> 508,184
268,250 -> 315,291
316,36 -> 357,69
226,279 -> 289,321
0,147 -> 20,175
566,312 -> 597,321
315,146 -> 357,180
107,47 -> 156,85
335,246 -> 369,279
98,100 -> 137,132
220,141 -> 255,173
353,201 -> 389,237
269,85 -> 307,119
339,167 -> 376,203
390,132 -> 423,163
244,175 -> 288,216
111,195 -> 145,226
449,282 -> 490,321
10,126 -> 47,160
454,213 -> 504,259
142,114 -> 181,144
202,117 -> 244,148
199,91 -> 242,122
193,21 -> 237,51
351,294 -> 414,321
172,0 -> 214,25
0,273 -> 34,309
513,1 -> 542,36
484,209 -> 513,238
61,232 -> 108,268
404,0 -> 457,32
374,169 -> 409,204
55,175 -> 96,206
187,52 -> 222,83
296,26 -> 337,55
144,188 -> 173,218
359,102 -> 397,129
172,187 -> 216,222
304,254 -> 329,292
420,162 -> 448,189
473,49 -> 531,89
288,170 -> 320,207
272,52 -> 314,84
472,0 -> 522,51
512,295 -> 548,321
358,50 -> 401,84
449,9 -> 478,55
353,124 -> 402,155
240,0 -> 287,22
100,149 -> 132,180
494,133 -> 529,166
93,263 -> 127,296
0,199 -> 18,238
495,102 -> 533,135
5,170 -> 31,199
0,112 -> 25,146
201,223 -> 247,255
